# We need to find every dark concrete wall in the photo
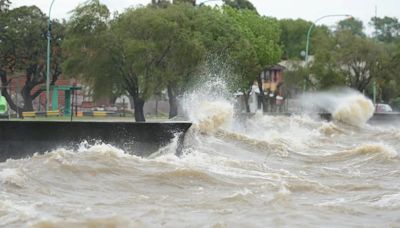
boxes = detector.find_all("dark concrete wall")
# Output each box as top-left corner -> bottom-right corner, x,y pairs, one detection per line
318,112 -> 400,123
0,121 -> 191,162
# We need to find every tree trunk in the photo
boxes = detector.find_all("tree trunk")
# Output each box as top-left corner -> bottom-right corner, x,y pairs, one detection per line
110,95 -> 118,106
133,97 -> 145,122
123,73 -> 145,122
167,84 -> 178,119
243,92 -> 251,113
256,75 -> 267,113
269,93 -> 276,113
0,69 -> 23,116
21,84 -> 34,111
129,96 -> 134,110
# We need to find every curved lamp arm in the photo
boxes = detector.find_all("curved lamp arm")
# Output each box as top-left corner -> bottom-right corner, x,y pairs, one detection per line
305,14 -> 351,63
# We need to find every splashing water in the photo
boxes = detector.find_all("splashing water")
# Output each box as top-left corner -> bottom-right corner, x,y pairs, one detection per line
332,94 -> 374,126
181,76 -> 234,134
301,88 -> 374,126
0,168 -> 27,188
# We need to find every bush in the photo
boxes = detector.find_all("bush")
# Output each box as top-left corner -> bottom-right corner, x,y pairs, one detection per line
390,97 -> 400,111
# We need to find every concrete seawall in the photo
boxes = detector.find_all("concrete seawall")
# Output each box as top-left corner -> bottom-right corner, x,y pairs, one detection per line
0,121 -> 192,162
236,112 -> 400,123
318,112 -> 400,123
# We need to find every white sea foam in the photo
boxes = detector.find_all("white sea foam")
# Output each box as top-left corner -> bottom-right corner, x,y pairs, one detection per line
0,168 -> 27,188
0,200 -> 38,226
148,133 -> 181,158
77,142 -> 129,159
371,193 -> 400,209
181,75 -> 234,134
332,95 -> 374,126
343,143 -> 397,159
300,88 -> 374,126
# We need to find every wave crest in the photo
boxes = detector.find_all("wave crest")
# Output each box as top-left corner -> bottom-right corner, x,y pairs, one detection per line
322,143 -> 398,162
0,168 -> 27,188
332,95 -> 374,126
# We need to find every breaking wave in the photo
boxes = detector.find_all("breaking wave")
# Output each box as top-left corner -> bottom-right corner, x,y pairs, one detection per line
332,94 -> 374,127
301,88 -> 374,126
182,76 -> 234,134
0,168 -> 27,188
320,143 -> 398,162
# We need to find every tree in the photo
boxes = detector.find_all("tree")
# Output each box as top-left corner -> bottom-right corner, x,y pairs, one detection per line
154,4 -> 208,118
161,4 -> 260,117
283,63 -> 310,96
337,17 -> 365,37
63,0 -> 130,115
0,5 -> 64,115
375,42 -> 400,102
312,30 -> 386,92
279,19 -> 312,60
370,16 -> 400,43
115,6 -> 196,121
222,0 -> 257,12
224,7 -> 281,112
64,1 -> 208,121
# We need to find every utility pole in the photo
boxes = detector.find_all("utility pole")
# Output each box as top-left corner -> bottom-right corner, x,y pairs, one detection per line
46,0 -> 56,112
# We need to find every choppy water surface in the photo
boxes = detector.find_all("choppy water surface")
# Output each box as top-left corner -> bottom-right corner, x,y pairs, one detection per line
1,89 -> 400,227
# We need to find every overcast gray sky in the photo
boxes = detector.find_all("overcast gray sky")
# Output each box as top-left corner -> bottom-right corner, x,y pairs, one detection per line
10,0 -> 400,33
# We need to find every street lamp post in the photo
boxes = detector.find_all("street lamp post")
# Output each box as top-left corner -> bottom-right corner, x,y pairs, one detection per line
305,14 -> 351,63
46,0 -> 56,112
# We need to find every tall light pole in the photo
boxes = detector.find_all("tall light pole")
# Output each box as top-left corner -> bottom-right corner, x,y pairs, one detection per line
46,0 -> 56,112
305,14 -> 351,63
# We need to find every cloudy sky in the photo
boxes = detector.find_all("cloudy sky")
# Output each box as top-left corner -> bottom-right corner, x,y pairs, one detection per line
10,0 -> 400,33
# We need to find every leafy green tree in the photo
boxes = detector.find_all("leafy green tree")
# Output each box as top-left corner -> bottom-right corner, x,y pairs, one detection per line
336,32 -> 387,92
283,63 -> 309,96
64,1 -> 209,121
223,0 -> 257,12
337,17 -> 365,37
224,7 -> 281,112
117,4 -> 212,119
370,16 -> 400,43
308,27 -> 345,89
0,5 -> 64,114
377,42 -> 400,102
155,4 -> 209,118
312,30 -> 386,92
279,19 -> 311,60
63,0 -> 128,114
